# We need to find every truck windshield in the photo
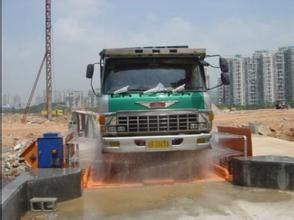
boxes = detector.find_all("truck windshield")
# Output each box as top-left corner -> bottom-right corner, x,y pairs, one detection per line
103,61 -> 205,94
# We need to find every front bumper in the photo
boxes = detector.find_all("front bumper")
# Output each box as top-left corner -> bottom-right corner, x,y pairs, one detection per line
103,133 -> 211,153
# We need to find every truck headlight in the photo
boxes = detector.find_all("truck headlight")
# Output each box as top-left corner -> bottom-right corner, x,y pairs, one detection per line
189,123 -> 198,129
199,123 -> 207,129
117,126 -> 126,132
107,126 -> 116,133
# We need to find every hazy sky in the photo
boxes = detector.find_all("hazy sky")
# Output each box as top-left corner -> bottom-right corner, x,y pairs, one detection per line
3,0 -> 294,100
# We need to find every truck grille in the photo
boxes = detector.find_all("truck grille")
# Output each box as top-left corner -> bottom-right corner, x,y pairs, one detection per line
117,112 -> 198,133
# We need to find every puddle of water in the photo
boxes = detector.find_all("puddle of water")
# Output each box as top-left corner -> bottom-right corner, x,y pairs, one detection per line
23,181 -> 294,220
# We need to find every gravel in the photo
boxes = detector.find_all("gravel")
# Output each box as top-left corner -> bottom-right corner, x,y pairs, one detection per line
1,142 -> 30,186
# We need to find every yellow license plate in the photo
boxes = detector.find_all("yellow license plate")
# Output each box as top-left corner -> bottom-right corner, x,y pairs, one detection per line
147,140 -> 171,148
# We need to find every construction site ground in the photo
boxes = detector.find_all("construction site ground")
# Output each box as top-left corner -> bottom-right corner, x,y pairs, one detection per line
20,108 -> 294,220
2,108 -> 294,148
1,114 -> 68,182
2,113 -> 68,148
213,108 -> 294,142
2,109 -> 293,219
2,109 -> 294,180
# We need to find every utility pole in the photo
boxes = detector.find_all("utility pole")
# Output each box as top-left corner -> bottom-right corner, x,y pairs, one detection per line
45,0 -> 52,120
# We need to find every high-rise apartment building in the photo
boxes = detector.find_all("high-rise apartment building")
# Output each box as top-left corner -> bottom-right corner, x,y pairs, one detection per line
217,77 -> 231,105
12,95 -> 22,108
2,94 -> 11,106
283,46 -> 294,102
251,51 -> 276,104
217,56 -> 246,106
244,57 -> 258,105
229,56 -> 246,105
273,48 -> 286,101
217,46 -> 294,106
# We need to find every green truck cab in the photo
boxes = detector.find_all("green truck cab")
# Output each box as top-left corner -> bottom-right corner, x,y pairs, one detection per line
86,46 -> 229,153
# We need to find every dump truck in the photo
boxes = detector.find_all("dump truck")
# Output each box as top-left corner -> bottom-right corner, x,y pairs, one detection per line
85,46 -> 229,154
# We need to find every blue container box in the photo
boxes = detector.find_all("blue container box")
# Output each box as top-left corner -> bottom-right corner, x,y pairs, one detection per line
37,132 -> 64,168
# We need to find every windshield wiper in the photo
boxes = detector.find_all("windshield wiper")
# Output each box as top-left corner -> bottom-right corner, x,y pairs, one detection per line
172,84 -> 186,92
113,85 -> 129,94
143,83 -> 167,94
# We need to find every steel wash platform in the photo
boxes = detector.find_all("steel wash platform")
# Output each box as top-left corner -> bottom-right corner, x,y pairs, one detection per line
22,133 -> 294,220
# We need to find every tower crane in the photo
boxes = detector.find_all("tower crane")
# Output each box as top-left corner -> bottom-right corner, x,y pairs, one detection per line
22,0 -> 52,122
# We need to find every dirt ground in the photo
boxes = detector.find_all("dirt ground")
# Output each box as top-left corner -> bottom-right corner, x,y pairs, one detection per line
214,108 -> 294,142
1,108 -> 294,148
2,113 -> 68,148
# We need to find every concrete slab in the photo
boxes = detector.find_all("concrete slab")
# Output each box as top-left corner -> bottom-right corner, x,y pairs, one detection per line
26,169 -> 82,202
231,156 -> 294,190
1,168 -> 82,220
2,173 -> 31,220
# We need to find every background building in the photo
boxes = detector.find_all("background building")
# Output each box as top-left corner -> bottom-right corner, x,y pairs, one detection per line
283,46 -> 294,102
244,57 -> 258,105
217,46 -> 294,106
230,56 -> 246,105
217,78 -> 231,105
273,48 -> 286,101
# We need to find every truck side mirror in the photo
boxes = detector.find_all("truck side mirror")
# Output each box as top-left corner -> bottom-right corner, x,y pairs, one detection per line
86,64 -> 94,79
221,72 -> 230,85
219,57 -> 229,73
